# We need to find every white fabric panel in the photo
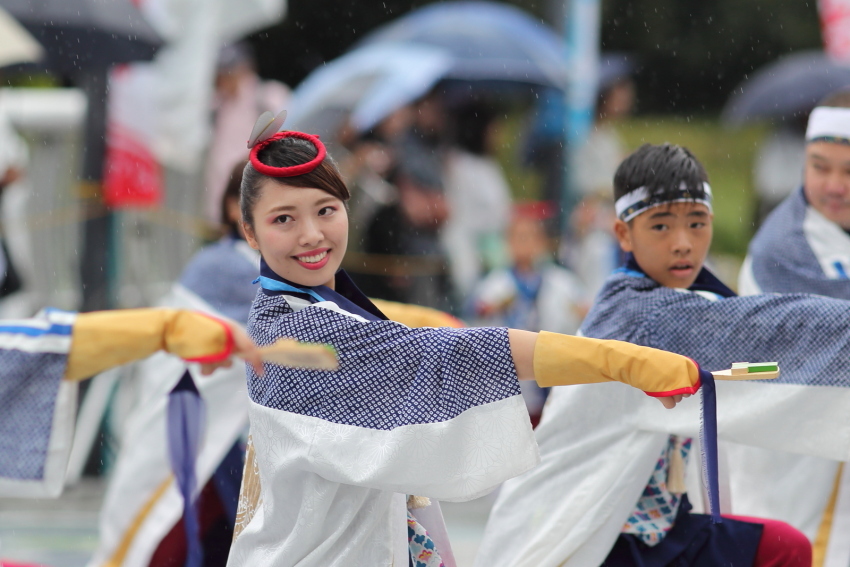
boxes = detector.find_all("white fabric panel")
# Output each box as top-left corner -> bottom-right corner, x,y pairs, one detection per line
803,204 -> 850,280
825,464 -> 850,567
477,378 -> 850,567
230,395 -> 538,567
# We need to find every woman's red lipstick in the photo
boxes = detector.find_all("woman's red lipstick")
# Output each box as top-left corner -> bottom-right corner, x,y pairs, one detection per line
294,248 -> 331,270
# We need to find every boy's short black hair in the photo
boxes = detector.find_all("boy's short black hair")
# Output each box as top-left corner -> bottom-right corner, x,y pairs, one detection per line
613,143 -> 709,203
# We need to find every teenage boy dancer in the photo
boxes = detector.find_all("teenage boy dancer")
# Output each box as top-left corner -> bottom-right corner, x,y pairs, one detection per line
475,143 -> 850,566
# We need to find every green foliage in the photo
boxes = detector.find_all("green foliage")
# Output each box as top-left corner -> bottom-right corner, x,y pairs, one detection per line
599,0 -> 823,113
489,112 -> 763,257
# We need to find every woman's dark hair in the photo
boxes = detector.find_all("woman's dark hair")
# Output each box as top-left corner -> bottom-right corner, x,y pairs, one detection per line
221,160 -> 248,233
241,136 -> 350,228
613,143 -> 709,204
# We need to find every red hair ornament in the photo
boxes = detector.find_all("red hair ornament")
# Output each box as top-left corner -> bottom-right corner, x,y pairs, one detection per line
246,109 -> 327,178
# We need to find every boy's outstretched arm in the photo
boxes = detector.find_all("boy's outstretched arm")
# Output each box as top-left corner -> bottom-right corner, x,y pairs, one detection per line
65,308 -> 263,381
508,329 -> 698,408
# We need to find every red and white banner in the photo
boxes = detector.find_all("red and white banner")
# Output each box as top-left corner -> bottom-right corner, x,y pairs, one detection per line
821,0 -> 850,62
102,0 -> 286,209
104,64 -> 163,208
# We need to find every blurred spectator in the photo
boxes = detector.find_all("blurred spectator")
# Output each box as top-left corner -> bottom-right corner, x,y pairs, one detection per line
204,42 -> 290,226
470,203 -> 586,425
524,87 -> 566,219
564,70 -> 635,299
402,89 -> 448,156
0,112 -> 26,306
442,101 -> 512,301
573,76 -> 634,197
752,116 -> 807,225
355,150 -> 454,312
338,106 -> 413,240
524,54 -> 635,225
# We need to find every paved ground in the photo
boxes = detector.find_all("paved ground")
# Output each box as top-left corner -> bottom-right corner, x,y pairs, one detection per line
0,480 -> 494,567
0,481 -> 101,567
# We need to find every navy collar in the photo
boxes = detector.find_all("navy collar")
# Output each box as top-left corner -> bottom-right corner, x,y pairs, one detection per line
257,258 -> 388,322
623,253 -> 737,298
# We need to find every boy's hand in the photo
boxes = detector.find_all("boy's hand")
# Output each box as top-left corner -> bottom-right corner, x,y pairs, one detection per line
657,393 -> 691,409
199,323 -> 264,377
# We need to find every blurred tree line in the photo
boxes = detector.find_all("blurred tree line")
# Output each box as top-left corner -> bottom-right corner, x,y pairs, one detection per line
250,0 -> 822,114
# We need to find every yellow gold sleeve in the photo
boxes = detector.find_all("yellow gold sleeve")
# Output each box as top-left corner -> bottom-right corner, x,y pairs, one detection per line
533,331 -> 700,396
370,298 -> 465,328
64,308 -> 233,381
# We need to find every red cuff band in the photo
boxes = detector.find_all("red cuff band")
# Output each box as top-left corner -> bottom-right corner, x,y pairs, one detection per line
249,131 -> 326,177
183,315 -> 235,364
643,378 -> 702,398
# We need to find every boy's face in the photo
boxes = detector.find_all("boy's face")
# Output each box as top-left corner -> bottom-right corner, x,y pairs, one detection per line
804,141 -> 850,229
614,202 -> 713,289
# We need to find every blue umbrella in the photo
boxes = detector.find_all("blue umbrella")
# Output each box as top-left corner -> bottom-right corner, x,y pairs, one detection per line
356,1 -> 568,89
722,50 -> 850,125
289,43 -> 453,136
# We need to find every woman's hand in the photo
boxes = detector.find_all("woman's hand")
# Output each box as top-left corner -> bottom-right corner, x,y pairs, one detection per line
199,323 -> 264,377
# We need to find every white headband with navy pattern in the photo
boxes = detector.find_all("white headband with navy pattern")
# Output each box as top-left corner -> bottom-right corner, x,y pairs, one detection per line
615,182 -> 713,222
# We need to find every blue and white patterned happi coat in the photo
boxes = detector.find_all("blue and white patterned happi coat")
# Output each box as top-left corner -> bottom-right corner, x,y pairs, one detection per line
746,188 -> 850,298
227,267 -> 539,567
0,309 -> 75,495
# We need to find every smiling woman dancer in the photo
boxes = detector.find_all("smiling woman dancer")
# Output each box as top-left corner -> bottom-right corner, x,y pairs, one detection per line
226,115 -> 704,567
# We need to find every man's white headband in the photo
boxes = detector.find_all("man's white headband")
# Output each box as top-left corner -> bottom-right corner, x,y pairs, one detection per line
615,182 -> 713,222
806,106 -> 850,143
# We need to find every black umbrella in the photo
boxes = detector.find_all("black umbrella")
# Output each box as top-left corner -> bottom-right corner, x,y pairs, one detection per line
722,50 -> 850,126
0,0 -> 164,311
0,0 -> 161,74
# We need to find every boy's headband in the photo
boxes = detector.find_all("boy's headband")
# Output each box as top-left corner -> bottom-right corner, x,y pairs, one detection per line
615,182 -> 713,222
247,109 -> 327,177
806,106 -> 850,145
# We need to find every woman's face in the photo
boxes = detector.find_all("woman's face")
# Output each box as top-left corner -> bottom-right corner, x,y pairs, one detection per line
243,179 -> 349,288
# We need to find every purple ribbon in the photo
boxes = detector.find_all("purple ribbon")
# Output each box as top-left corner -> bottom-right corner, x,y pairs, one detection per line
167,370 -> 206,567
698,367 -> 722,523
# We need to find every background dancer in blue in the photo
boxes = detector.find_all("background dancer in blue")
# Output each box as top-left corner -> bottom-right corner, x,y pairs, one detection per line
735,89 -> 850,560
741,90 -> 850,298
0,307 -> 259,500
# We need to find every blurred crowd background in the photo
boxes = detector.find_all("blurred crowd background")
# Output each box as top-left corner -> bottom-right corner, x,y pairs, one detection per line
1,1 -> 849,564
0,0 -> 844,429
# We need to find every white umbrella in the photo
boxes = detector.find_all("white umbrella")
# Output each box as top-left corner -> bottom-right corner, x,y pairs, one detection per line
288,43 -> 453,137
0,5 -> 42,67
